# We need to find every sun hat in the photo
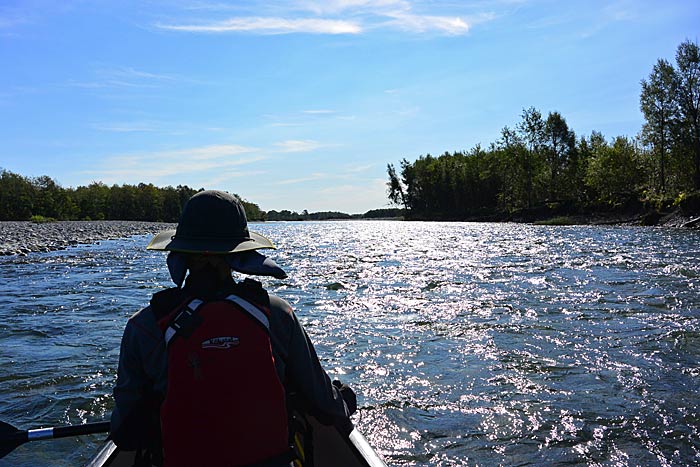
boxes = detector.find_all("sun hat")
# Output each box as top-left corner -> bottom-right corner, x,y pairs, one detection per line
148,190 -> 287,283
147,190 -> 275,254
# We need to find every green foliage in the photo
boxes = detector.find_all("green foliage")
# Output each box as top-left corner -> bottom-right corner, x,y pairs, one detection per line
29,215 -> 56,223
386,163 -> 404,207
585,136 -> 646,204
676,190 -> 700,215
0,169 -> 200,222
640,58 -> 680,193
363,208 -> 404,219
387,40 -> 697,221
674,40 -> 700,189
265,210 -> 352,221
389,108 -> 591,220
235,195 -> 265,221
0,170 -> 34,220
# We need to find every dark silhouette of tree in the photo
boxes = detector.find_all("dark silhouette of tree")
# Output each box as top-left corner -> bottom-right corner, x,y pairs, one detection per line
517,107 -> 546,208
544,112 -> 576,201
640,59 -> 678,193
0,170 -> 204,222
674,40 -> 700,189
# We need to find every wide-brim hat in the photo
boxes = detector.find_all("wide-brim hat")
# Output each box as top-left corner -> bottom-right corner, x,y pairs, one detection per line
147,228 -> 275,253
146,190 -> 275,254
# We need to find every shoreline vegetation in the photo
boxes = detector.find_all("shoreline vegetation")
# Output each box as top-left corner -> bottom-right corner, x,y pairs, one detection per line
0,168 -> 403,225
387,40 -> 700,228
2,41 -> 698,235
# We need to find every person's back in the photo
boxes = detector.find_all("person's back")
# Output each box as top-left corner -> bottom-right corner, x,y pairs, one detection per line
110,190 -> 355,466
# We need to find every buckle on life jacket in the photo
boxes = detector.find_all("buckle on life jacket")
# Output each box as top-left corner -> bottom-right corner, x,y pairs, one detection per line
164,299 -> 204,345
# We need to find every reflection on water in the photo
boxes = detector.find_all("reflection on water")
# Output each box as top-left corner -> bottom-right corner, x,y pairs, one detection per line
0,222 -> 699,466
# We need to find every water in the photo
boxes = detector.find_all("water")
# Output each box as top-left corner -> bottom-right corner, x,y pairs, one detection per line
1,221 -> 699,466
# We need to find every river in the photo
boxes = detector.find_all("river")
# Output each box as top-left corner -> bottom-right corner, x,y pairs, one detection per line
0,221 -> 698,466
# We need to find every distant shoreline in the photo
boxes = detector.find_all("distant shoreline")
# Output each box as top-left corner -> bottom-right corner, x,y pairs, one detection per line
1,213 -> 698,257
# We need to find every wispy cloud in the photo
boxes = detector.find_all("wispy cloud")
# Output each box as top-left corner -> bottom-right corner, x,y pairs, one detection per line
303,109 -> 337,114
299,0 -> 409,16
202,169 -> 268,188
88,144 -> 264,184
155,0 -> 490,36
382,11 -> 471,35
265,109 -> 350,127
345,163 -> 375,173
92,121 -> 163,133
66,66 -> 181,90
274,139 -> 325,153
276,172 -> 327,185
314,178 -> 390,212
157,17 -> 362,34
0,4 -> 32,34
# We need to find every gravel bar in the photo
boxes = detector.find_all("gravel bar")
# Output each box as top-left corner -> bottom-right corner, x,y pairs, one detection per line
0,220 -> 175,256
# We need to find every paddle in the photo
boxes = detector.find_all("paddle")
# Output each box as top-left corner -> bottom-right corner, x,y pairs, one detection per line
0,420 -> 110,459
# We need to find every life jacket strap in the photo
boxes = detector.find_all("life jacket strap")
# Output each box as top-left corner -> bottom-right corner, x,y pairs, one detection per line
164,298 -> 204,346
224,294 -> 270,331
164,295 -> 270,347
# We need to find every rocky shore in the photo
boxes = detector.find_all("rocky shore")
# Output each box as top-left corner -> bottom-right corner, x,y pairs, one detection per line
0,220 -> 175,256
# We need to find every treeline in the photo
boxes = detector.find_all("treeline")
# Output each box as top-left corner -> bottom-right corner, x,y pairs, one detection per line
388,40 -> 700,221
266,210 -> 352,221
0,168 -> 401,222
265,208 -> 404,221
0,170 -> 265,222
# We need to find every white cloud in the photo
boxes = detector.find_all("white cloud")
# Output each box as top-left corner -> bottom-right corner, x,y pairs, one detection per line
155,0 -> 489,36
157,17 -> 362,34
202,169 -> 268,188
299,0 -> 409,15
345,163 -> 375,173
276,173 -> 327,185
303,109 -> 337,114
314,178 -> 390,213
383,11 -> 471,34
274,140 -> 325,153
87,144 -> 264,184
67,66 -> 180,90
92,121 -> 162,132
181,144 -> 257,160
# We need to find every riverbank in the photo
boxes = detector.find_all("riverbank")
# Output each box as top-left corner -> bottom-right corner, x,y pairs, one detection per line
0,220 -> 174,256
528,209 -> 700,228
1,213 -> 697,257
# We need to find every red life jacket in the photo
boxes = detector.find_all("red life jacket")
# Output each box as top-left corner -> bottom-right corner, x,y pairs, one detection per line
156,286 -> 290,467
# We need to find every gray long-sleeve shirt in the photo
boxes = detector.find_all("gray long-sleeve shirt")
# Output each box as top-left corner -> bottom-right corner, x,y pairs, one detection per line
110,288 -> 349,448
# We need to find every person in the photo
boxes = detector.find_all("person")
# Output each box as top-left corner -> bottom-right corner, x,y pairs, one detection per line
110,190 -> 356,467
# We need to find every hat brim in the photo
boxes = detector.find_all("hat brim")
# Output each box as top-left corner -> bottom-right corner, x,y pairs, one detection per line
146,229 -> 276,253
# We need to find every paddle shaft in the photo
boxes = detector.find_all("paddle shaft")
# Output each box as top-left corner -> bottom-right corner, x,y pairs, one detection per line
25,421 -> 110,441
0,420 -> 110,459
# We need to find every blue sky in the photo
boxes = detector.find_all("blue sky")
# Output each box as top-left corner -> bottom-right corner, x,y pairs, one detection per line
1,1 -> 698,214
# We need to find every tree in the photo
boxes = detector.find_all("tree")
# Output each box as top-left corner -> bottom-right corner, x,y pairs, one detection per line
386,163 -> 406,208
0,170 -> 34,220
640,58 -> 678,193
586,136 -> 644,204
674,40 -> 700,189
544,111 -> 576,200
517,107 -> 546,208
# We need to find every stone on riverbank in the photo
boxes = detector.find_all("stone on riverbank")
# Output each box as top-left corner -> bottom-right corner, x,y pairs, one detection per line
0,221 -> 175,256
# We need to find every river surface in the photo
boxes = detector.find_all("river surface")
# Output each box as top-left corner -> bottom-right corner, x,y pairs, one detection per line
0,221 -> 699,466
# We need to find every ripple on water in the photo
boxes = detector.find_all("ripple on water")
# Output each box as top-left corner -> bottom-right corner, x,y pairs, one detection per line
1,222 -> 699,466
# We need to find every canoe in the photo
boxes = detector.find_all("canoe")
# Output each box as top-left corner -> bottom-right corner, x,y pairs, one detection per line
85,413 -> 387,467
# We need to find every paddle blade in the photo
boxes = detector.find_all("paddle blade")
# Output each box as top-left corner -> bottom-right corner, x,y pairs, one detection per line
0,420 -> 26,459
